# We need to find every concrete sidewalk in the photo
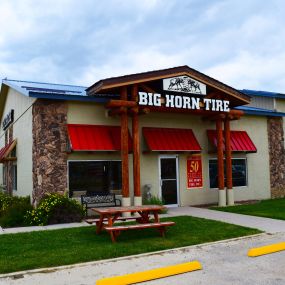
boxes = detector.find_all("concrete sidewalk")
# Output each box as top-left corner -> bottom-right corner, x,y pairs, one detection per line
167,207 -> 285,233
0,206 -> 284,235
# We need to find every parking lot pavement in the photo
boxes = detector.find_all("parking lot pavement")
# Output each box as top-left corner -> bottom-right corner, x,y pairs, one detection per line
1,232 -> 284,285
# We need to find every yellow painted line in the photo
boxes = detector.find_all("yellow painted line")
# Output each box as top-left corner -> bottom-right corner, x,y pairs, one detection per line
248,242 -> 285,257
96,260 -> 202,285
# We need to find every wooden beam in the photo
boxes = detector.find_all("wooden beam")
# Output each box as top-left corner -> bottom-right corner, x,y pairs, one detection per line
106,100 -> 137,108
216,118 -> 225,190
139,83 -> 156,93
108,107 -> 125,116
131,84 -> 141,198
120,87 -> 129,198
224,117 -> 233,189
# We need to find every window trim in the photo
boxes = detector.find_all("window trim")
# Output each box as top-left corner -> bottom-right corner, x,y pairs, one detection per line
208,157 -> 248,189
67,159 -> 122,197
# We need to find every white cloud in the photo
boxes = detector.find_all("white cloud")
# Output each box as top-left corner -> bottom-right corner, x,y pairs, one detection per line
0,0 -> 285,93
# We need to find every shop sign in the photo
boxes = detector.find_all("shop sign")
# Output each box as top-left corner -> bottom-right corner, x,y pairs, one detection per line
163,76 -> 207,95
138,92 -> 230,112
2,109 -> 14,130
187,155 -> 203,189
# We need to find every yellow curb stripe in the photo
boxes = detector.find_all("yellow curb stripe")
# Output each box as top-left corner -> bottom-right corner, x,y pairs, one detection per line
248,242 -> 285,257
96,260 -> 202,285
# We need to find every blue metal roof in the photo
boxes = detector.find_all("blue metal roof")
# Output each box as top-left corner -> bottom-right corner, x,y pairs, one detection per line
1,79 -> 119,102
240,89 -> 285,99
235,105 -> 285,117
1,79 -> 285,117
2,79 -> 87,96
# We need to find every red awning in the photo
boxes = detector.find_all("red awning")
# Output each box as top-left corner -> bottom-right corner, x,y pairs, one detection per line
207,130 -> 257,152
0,140 -> 17,162
67,124 -> 132,151
143,127 -> 201,152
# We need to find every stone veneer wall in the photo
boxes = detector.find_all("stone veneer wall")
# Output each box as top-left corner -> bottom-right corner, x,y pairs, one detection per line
267,117 -> 285,198
32,100 -> 68,204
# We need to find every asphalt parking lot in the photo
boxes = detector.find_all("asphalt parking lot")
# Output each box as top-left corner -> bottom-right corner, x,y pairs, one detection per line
1,232 -> 284,285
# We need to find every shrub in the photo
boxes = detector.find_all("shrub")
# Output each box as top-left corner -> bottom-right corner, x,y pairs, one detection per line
143,195 -> 168,214
0,202 -> 33,228
0,193 -> 32,228
25,193 -> 84,226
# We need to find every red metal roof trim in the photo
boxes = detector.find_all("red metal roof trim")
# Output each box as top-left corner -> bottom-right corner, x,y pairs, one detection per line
207,130 -> 257,152
67,124 -> 132,151
143,127 -> 201,152
0,140 -> 16,162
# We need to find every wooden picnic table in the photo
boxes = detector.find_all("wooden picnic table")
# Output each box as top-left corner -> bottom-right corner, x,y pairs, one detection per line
91,205 -> 175,242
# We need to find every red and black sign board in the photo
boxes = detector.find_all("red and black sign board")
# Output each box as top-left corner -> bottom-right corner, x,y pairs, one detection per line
187,154 -> 203,189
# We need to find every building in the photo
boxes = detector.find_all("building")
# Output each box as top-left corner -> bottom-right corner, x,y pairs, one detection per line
0,65 -> 284,208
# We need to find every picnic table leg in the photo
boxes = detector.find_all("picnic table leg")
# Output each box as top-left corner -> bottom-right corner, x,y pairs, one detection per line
158,227 -> 166,237
136,211 -> 150,223
153,211 -> 160,223
96,214 -> 105,234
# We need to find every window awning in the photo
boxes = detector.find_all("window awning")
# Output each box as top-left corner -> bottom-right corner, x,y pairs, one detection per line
0,139 -> 17,163
207,130 -> 257,153
142,127 -> 201,152
67,124 -> 132,151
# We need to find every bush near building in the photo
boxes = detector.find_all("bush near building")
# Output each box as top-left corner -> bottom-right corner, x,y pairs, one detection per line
0,193 -> 32,228
0,192 -> 84,228
25,193 -> 84,226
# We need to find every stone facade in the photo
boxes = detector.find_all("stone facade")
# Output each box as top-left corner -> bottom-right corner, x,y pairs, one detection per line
32,100 -> 68,204
267,117 -> 285,198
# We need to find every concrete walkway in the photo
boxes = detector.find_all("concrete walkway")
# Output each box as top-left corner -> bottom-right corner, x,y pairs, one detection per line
0,206 -> 284,234
167,207 -> 285,233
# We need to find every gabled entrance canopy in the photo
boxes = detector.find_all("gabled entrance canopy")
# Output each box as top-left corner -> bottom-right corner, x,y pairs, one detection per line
87,65 -> 250,107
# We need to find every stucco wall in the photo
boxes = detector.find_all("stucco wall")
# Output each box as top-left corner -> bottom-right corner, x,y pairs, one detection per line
0,88 -> 35,197
67,101 -> 271,205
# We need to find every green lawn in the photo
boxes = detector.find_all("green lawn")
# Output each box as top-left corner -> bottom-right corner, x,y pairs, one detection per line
211,198 -> 285,220
0,216 -> 260,274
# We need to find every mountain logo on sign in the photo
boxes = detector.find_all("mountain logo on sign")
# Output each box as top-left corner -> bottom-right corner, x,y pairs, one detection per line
163,76 -> 207,95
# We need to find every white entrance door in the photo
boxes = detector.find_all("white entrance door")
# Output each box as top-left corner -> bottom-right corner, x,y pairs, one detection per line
159,156 -> 179,207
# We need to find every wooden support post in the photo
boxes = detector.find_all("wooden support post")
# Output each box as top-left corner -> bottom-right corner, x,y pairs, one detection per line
131,84 -> 141,205
224,116 -> 234,205
216,117 -> 226,206
120,87 -> 129,200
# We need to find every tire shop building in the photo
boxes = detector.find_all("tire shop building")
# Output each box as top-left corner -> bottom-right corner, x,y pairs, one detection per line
0,65 -> 285,207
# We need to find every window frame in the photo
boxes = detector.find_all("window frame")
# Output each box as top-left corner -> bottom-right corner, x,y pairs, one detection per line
208,157 -> 248,189
67,160 -> 122,197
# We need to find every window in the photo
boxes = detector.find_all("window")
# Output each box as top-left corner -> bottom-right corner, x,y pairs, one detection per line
209,159 -> 247,188
12,164 -> 17,191
68,161 -> 122,197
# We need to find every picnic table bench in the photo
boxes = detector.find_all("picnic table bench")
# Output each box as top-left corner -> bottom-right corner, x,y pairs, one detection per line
91,205 -> 175,242
105,221 -> 175,242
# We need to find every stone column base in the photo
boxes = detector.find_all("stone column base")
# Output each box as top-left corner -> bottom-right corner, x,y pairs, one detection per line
227,189 -> 234,206
134,196 -> 142,206
218,189 -> 226,207
122,197 -> 131,217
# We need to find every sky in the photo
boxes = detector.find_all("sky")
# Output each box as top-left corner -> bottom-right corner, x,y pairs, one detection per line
0,0 -> 285,92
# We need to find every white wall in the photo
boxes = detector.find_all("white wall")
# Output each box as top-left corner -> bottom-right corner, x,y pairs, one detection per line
0,88 -> 35,197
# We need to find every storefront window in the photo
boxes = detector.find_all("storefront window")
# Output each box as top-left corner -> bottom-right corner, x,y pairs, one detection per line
68,161 -> 122,196
209,159 -> 247,188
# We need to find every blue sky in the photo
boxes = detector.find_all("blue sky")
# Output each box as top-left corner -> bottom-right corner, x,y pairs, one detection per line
0,0 -> 285,92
